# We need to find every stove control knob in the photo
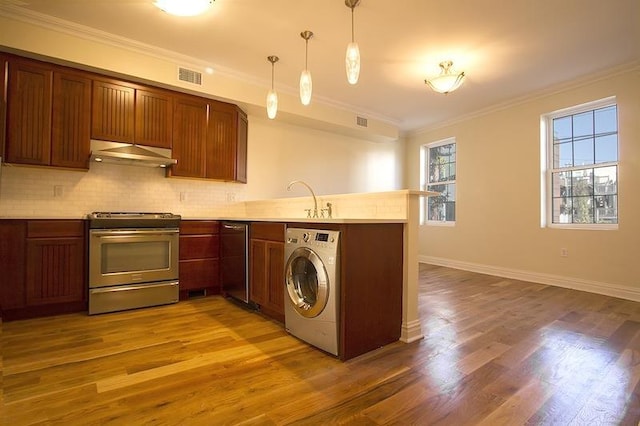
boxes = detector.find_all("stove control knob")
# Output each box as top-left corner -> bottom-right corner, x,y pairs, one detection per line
303,233 -> 310,243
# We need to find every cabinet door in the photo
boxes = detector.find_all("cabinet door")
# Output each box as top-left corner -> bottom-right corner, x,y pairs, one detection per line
91,79 -> 135,142
135,88 -> 173,148
179,259 -> 219,291
266,241 -> 284,313
0,221 -> 26,311
206,101 -> 237,181
249,239 -> 267,306
25,237 -> 85,306
236,108 -> 248,183
0,55 -> 7,158
51,71 -> 91,169
171,95 -> 208,178
6,59 -> 52,165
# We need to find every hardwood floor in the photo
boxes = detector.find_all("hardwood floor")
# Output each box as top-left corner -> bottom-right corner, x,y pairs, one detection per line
2,264 -> 640,425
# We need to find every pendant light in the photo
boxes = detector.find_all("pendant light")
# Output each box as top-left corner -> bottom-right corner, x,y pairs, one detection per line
153,0 -> 213,17
299,30 -> 314,106
266,56 -> 279,119
425,61 -> 466,94
345,0 -> 361,85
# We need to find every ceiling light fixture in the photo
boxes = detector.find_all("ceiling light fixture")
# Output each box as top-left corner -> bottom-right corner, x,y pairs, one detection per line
266,56 -> 279,119
425,61 -> 466,94
153,0 -> 213,17
345,0 -> 361,85
299,30 -> 314,106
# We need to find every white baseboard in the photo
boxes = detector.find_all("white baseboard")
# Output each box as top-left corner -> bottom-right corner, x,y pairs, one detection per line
400,319 -> 424,343
420,255 -> 640,302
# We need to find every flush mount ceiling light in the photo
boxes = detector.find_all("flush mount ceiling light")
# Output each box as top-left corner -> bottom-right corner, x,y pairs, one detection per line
299,30 -> 314,106
153,0 -> 213,17
345,0 -> 361,85
266,55 -> 279,119
425,60 -> 466,94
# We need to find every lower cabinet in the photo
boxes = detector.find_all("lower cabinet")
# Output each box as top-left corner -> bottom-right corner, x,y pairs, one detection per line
0,220 -> 87,321
250,222 -> 285,323
179,220 -> 220,299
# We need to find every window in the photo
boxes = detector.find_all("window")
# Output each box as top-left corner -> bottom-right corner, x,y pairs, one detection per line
542,97 -> 618,228
421,139 -> 456,224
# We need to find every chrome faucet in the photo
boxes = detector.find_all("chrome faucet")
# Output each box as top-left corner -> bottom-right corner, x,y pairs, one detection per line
287,180 -> 318,218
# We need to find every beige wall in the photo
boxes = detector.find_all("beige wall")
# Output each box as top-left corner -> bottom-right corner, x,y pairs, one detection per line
406,68 -> 640,299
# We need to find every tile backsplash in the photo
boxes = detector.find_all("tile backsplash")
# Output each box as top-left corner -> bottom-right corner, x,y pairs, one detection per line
0,162 -> 247,218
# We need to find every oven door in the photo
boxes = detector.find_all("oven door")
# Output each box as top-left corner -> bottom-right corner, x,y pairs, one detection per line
89,228 -> 179,288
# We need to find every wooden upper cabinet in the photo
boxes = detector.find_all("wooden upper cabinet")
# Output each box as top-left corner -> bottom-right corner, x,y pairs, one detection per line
91,79 -> 135,143
206,101 -> 236,181
6,58 -> 91,170
92,79 -> 173,149
170,95 -> 208,178
236,108 -> 248,183
6,59 -> 53,166
205,101 -> 248,182
51,71 -> 92,169
135,88 -> 173,148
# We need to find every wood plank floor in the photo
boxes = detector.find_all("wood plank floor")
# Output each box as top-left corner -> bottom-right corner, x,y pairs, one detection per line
2,264 -> 640,425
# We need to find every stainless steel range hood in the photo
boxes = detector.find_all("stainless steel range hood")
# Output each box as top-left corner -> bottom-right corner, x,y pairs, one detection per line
90,140 -> 177,168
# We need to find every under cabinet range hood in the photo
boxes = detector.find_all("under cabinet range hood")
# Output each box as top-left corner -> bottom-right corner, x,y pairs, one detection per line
90,140 -> 177,168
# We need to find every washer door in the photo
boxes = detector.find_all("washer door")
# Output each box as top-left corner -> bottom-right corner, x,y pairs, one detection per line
285,247 -> 329,318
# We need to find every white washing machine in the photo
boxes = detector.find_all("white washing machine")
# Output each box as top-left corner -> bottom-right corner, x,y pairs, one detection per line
284,227 -> 340,356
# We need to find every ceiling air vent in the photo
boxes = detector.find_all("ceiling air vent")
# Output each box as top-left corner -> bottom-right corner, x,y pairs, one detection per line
356,116 -> 368,127
178,67 -> 202,85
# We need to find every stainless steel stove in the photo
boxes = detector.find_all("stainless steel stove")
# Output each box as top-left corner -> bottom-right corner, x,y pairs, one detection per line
87,212 -> 181,315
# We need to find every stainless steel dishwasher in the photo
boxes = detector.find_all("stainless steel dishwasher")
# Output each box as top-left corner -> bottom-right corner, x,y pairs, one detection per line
220,221 -> 250,304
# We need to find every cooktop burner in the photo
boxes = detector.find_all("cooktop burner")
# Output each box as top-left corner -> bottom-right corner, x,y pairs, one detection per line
88,212 -> 181,228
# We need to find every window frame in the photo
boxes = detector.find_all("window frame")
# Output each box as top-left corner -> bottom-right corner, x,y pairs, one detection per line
420,137 -> 456,226
540,96 -> 618,230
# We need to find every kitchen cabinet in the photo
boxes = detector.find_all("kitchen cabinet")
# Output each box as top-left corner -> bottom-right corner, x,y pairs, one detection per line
92,78 -> 173,149
250,222 -> 285,323
179,220 -> 220,299
0,54 -> 7,157
170,95 -> 208,178
0,220 -> 87,321
170,94 -> 247,182
5,57 -> 91,169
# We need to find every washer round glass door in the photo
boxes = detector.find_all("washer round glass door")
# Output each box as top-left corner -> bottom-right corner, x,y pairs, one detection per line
285,247 -> 329,318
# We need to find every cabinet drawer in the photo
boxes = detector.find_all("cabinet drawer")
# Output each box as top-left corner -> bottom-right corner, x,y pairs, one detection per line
179,234 -> 219,260
180,220 -> 219,235
251,222 -> 285,242
27,220 -> 84,238
179,259 -> 219,290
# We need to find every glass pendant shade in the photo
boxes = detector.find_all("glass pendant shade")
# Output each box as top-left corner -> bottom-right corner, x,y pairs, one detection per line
345,42 -> 360,85
266,89 -> 278,119
153,0 -> 213,16
425,61 -> 466,94
299,69 -> 313,106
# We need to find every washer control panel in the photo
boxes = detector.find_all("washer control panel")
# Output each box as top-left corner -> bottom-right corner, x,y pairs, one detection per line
286,228 -> 339,251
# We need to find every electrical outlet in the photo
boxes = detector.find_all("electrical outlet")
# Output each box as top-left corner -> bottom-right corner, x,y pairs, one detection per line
53,185 -> 63,197
560,248 -> 569,257
179,192 -> 187,202
226,192 -> 236,202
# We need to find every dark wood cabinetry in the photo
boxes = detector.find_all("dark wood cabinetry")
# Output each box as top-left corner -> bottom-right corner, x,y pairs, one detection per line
0,220 -> 87,321
169,94 -> 247,182
179,220 -> 220,299
250,222 -> 285,323
1,54 -> 9,159
6,57 -> 91,169
91,78 -> 173,149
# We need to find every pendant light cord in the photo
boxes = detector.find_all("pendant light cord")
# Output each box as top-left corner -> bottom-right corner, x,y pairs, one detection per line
351,7 -> 355,42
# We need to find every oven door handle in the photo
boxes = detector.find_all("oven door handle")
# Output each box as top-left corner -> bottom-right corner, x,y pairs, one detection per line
90,229 -> 179,237
90,281 -> 179,293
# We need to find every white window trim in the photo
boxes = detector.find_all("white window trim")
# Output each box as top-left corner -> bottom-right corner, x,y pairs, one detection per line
540,96 -> 618,230
420,137 -> 456,226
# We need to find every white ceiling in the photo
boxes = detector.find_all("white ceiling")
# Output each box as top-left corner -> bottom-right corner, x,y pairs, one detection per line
4,0 -> 640,133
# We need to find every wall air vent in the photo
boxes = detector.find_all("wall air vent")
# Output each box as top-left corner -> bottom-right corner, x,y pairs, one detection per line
356,116 -> 368,127
178,67 -> 203,85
